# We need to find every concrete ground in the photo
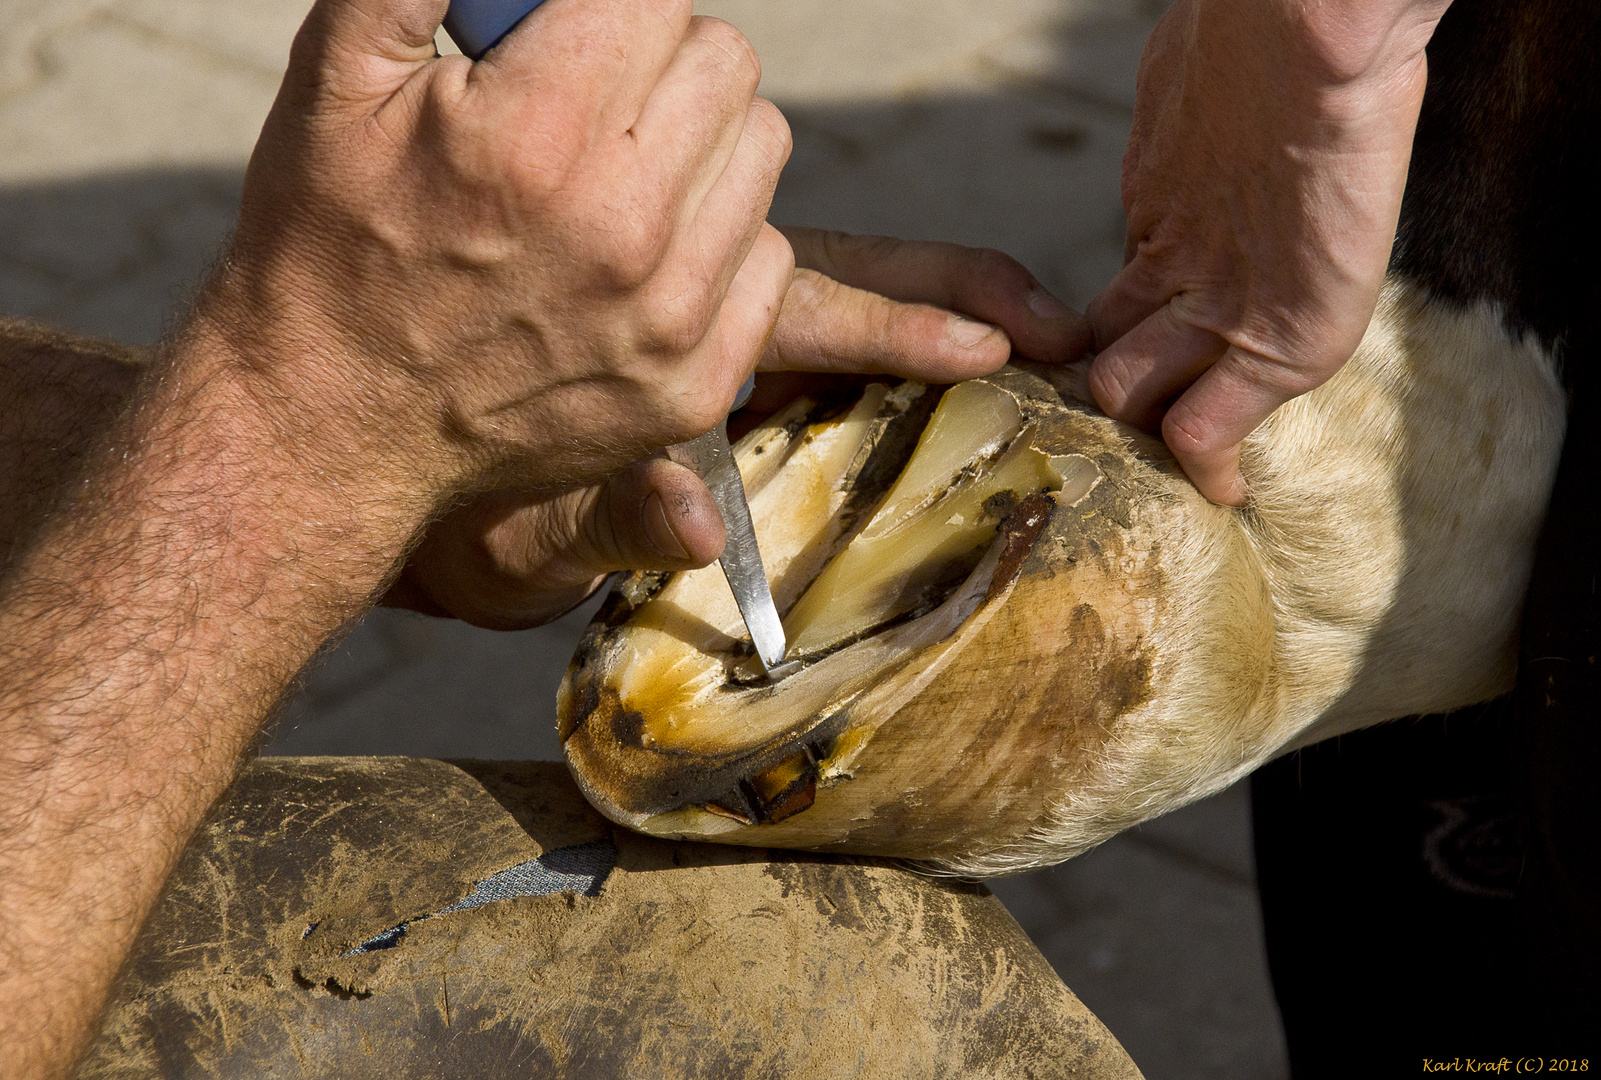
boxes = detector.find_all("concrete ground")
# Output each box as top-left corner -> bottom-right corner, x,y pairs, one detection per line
0,0 -> 1288,1075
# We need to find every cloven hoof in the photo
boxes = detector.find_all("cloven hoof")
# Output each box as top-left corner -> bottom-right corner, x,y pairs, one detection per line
559,282 -> 1569,876
560,365 -> 1198,870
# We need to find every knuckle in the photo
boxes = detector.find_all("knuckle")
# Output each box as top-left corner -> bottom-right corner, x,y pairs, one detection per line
683,396 -> 728,438
1227,348 -> 1320,399
694,17 -> 762,87
894,308 -> 967,374
744,97 -> 793,168
849,232 -> 901,262
1161,407 -> 1215,457
1088,355 -> 1135,414
593,211 -> 675,291
576,491 -> 626,569
820,230 -> 895,276
659,392 -> 727,445
612,239 -> 671,292
499,116 -> 589,201
1126,233 -> 1181,281
971,246 -> 1026,283
866,295 -> 911,353
884,297 -> 940,345
778,260 -> 830,311
640,283 -> 718,356
759,220 -> 798,276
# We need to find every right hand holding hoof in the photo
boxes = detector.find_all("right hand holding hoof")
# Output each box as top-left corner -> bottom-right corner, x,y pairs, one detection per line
190,0 -> 793,499
1084,0 -> 1447,507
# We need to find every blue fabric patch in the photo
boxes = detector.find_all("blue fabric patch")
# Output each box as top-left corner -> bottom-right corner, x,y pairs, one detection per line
343,839 -> 616,956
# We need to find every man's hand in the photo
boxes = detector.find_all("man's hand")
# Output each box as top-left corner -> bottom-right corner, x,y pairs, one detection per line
767,226 -> 1089,377
388,229 -> 1092,629
1086,0 -> 1450,505
211,0 -> 793,497
0,1 -> 796,1076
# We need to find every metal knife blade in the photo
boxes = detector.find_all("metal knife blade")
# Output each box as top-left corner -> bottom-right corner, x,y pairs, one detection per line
667,416 -> 787,674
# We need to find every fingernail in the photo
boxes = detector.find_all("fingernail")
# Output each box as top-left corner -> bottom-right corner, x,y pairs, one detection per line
1028,287 -> 1073,321
948,317 -> 999,348
644,491 -> 690,560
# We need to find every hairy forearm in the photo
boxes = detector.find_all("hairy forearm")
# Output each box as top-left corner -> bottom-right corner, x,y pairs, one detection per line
0,319 -> 147,572
0,318 -> 427,1078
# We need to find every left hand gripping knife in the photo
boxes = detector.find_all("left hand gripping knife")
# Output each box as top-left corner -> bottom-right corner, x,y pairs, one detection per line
443,0 -> 791,676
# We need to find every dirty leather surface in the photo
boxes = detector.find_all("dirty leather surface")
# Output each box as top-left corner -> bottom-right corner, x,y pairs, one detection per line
80,758 -> 1141,1079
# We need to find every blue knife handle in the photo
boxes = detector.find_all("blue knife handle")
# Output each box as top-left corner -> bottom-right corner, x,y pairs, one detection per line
444,0 -> 550,59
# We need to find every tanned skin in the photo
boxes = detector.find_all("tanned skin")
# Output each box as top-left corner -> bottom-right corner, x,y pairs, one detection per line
1087,0 -> 1454,504
0,0 -> 800,1068
0,322 -> 148,572
0,0 -> 1458,1065
0,261 -> 1080,1080
0,314 -> 430,1077
0,15 -> 1087,1067
10,0 -> 1463,1070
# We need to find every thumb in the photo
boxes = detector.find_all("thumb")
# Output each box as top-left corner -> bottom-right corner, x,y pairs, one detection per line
485,457 -> 725,625
386,459 -> 727,632
571,458 -> 728,575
